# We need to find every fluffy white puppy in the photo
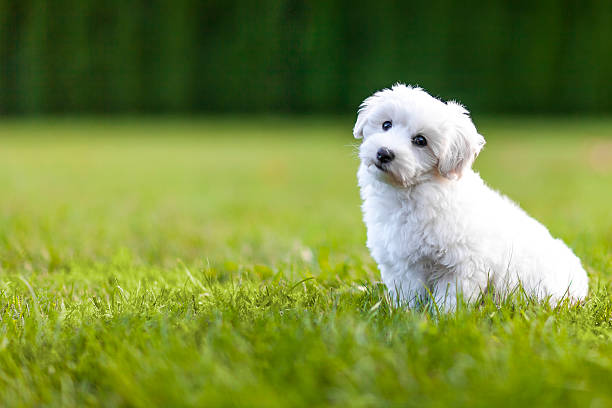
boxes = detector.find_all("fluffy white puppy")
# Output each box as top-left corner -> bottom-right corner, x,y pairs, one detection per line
355,84 -> 588,310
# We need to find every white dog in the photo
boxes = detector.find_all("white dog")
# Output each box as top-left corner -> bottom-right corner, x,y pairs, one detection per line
354,84 -> 588,310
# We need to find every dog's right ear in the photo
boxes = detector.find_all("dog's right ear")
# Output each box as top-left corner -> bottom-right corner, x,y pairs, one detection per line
353,105 -> 369,139
353,94 -> 378,139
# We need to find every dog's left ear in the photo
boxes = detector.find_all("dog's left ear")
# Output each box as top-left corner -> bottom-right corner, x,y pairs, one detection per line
438,101 -> 486,179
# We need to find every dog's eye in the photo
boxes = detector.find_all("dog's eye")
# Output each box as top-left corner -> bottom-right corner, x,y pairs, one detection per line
382,121 -> 392,131
412,135 -> 427,147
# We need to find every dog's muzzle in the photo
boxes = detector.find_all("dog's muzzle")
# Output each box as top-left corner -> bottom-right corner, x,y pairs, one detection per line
376,147 -> 395,163
374,147 -> 395,171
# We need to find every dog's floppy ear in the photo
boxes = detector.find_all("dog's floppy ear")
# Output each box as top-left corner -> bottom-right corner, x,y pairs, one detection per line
438,101 -> 486,179
353,108 -> 368,139
353,94 -> 378,139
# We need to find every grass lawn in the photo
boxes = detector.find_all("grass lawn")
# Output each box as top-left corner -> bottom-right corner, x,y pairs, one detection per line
0,117 -> 611,407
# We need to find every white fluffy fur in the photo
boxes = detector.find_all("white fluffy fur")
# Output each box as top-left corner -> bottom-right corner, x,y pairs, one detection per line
355,84 -> 588,310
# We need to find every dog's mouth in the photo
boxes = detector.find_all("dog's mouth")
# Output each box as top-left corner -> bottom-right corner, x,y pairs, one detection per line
374,162 -> 387,172
367,160 -> 412,188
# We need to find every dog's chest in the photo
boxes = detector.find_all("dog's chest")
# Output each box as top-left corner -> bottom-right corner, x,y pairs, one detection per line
362,190 -> 434,265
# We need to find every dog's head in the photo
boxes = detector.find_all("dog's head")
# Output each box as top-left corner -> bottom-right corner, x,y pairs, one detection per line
354,84 -> 485,187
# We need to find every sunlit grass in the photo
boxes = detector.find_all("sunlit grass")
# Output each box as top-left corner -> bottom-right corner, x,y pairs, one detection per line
0,117 -> 610,407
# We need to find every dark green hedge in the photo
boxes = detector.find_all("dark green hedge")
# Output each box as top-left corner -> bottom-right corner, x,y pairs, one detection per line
1,0 -> 611,114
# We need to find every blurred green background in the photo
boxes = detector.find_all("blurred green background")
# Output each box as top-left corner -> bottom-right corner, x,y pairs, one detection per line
1,0 -> 611,115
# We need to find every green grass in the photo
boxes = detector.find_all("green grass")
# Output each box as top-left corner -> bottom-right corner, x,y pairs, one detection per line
0,117 -> 611,407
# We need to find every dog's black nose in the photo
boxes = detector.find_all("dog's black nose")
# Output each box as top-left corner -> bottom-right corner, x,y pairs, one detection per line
376,147 -> 395,163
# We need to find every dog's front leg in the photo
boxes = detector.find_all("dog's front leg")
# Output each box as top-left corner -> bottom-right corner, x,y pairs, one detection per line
382,265 -> 429,308
431,272 -> 483,312
430,278 -> 459,312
